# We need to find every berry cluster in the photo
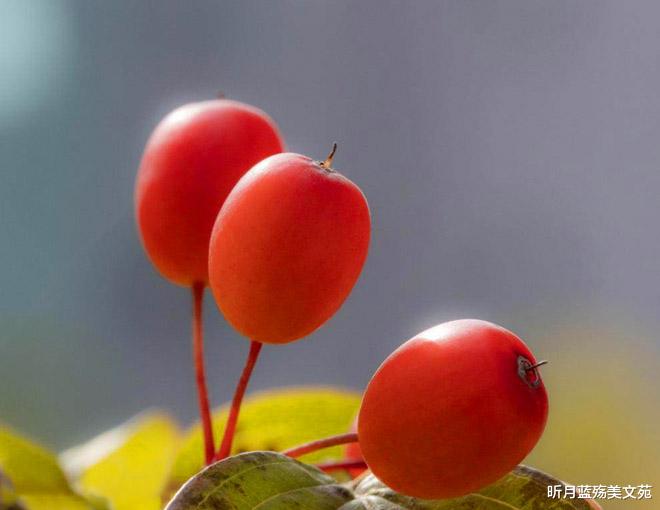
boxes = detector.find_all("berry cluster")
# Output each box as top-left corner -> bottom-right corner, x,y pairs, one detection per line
135,98 -> 548,500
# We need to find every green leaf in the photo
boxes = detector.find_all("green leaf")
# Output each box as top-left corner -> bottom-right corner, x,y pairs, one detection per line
168,387 -> 360,497
168,452 -> 600,510
60,411 -> 179,510
352,465 -> 601,509
165,451 -> 353,510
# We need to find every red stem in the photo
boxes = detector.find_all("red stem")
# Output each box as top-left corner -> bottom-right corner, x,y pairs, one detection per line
282,432 -> 359,458
316,459 -> 367,473
215,340 -> 263,461
192,282 -> 215,465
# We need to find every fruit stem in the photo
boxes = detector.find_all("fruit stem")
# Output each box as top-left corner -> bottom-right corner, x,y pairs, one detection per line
215,340 -> 263,460
320,142 -> 338,169
282,432 -> 358,458
316,459 -> 367,473
192,282 -> 215,465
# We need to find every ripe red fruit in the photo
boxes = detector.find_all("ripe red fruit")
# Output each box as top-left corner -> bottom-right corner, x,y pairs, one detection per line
358,319 -> 548,499
135,99 -> 284,286
208,145 -> 370,344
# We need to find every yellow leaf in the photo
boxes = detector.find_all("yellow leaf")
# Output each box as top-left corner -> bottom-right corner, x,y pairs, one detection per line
18,493 -> 95,510
0,424 -> 70,494
0,425 -> 95,509
61,411 -> 179,510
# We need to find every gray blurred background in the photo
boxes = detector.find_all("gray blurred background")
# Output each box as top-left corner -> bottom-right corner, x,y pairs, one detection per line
1,0 -> 659,496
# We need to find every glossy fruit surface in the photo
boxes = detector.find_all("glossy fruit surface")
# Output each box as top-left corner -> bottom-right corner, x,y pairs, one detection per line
135,99 -> 284,286
358,319 -> 548,499
208,150 -> 370,344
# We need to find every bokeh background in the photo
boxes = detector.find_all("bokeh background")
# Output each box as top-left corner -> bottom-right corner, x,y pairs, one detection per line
1,1 -> 659,507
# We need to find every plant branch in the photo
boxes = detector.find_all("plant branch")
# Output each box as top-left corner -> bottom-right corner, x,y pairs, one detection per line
316,459 -> 367,473
192,282 -> 215,465
282,432 -> 358,458
215,340 -> 263,460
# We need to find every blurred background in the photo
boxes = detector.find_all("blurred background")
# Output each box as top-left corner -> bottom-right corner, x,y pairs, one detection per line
0,1 -> 658,507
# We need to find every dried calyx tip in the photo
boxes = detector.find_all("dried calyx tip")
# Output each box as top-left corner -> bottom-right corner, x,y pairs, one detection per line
526,360 -> 549,371
320,142 -> 338,169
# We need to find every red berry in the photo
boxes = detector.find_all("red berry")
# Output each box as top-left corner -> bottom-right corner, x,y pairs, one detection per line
135,99 -> 284,286
208,146 -> 370,344
358,319 -> 548,499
